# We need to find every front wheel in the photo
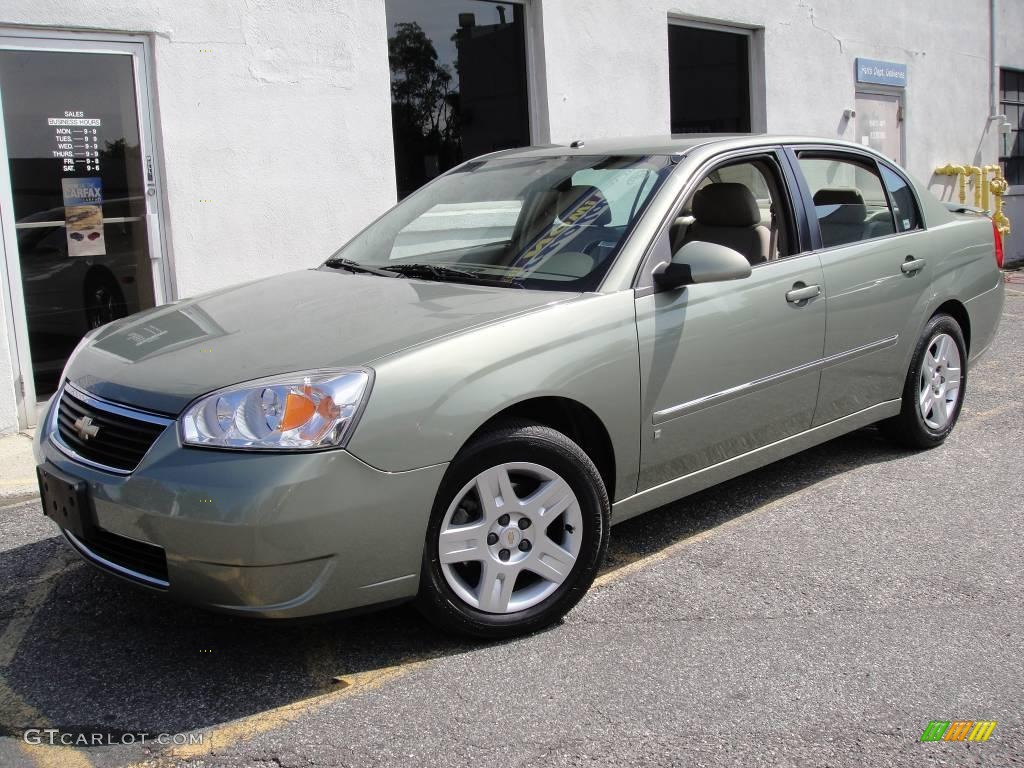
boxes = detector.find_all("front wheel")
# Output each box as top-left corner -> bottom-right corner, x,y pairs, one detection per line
416,422 -> 610,639
882,313 -> 967,449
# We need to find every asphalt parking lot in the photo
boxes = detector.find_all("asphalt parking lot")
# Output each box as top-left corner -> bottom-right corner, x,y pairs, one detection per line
1,287 -> 1021,768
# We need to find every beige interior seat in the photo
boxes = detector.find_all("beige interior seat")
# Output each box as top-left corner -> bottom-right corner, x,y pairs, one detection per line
682,183 -> 769,265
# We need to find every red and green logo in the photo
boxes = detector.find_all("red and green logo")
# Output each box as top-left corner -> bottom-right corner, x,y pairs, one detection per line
920,720 -> 997,742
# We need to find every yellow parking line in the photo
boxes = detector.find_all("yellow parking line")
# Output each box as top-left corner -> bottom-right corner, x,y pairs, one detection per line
0,553 -> 92,768
960,402 -> 1017,425
130,477 -> 843,762
594,478 -> 840,589
17,743 -> 94,768
0,554 -> 78,668
12,468 -> 851,766
2,674 -> 94,768
128,661 -> 426,766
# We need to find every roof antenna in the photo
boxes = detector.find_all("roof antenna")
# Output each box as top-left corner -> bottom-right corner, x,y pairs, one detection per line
570,139 -> 585,148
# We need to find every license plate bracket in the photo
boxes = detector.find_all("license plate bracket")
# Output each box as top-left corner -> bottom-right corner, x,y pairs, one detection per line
38,464 -> 93,539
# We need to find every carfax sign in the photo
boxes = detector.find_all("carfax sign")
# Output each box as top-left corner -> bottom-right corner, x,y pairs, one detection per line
856,58 -> 907,87
61,177 -> 106,257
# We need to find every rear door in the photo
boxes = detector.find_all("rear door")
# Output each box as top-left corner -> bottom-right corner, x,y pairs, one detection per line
788,147 -> 930,425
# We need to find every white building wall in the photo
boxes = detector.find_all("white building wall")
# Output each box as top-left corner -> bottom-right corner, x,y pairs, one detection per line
0,286 -> 15,432
534,0 -> 1000,188
0,0 -> 1019,433
0,0 -> 398,433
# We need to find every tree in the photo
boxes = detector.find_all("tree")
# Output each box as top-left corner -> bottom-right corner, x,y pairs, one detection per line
388,22 -> 456,140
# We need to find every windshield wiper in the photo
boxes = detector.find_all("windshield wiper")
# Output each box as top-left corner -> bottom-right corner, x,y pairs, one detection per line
323,257 -> 397,278
384,263 -> 526,288
382,263 -> 481,281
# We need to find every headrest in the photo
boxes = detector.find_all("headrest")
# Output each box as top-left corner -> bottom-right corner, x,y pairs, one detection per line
812,187 -> 865,207
556,185 -> 612,226
813,187 -> 866,225
691,183 -> 760,228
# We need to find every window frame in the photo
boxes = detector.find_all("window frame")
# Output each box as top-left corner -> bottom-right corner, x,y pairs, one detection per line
784,145 -> 925,253
632,145 -> 811,292
666,17 -> 767,135
877,163 -> 923,234
999,67 -> 1023,189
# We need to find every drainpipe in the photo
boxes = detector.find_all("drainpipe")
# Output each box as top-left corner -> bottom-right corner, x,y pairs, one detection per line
989,0 -> 998,118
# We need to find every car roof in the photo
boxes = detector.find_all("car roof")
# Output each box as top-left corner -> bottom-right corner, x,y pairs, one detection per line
488,134 -> 890,161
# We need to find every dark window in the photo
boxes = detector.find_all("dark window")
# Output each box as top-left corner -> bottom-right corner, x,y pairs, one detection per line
880,165 -> 921,232
797,155 -> 897,248
668,24 -> 751,133
999,68 -> 1023,186
385,0 -> 531,198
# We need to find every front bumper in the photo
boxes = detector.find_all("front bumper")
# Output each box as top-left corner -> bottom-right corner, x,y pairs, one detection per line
34,397 -> 448,618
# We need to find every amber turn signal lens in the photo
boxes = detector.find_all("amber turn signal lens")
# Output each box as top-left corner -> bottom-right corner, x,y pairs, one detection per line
279,392 -> 316,431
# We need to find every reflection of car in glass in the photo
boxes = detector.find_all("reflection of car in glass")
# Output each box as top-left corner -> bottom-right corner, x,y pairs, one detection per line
16,199 -> 144,393
35,136 -> 1005,639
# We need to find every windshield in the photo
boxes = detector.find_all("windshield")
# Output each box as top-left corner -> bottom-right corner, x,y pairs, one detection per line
325,154 -> 675,291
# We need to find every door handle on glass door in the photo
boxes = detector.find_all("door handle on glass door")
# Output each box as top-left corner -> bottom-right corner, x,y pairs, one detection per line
785,284 -> 821,303
901,257 -> 926,274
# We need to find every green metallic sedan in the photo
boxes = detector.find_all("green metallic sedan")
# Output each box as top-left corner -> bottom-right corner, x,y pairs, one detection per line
34,135 -> 1005,638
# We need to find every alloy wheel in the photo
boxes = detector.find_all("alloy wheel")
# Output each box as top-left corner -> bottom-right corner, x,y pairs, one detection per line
918,332 -> 962,430
438,461 -> 583,614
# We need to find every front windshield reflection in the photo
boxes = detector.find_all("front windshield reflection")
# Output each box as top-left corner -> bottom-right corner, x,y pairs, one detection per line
327,154 -> 675,292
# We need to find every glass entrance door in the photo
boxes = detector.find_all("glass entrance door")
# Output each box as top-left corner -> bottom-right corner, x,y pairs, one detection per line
854,90 -> 904,164
0,34 -> 166,425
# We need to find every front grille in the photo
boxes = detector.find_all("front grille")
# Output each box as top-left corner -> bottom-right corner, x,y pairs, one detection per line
69,526 -> 169,587
56,386 -> 168,472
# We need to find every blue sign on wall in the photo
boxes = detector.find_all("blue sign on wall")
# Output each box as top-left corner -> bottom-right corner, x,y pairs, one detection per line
856,58 -> 907,87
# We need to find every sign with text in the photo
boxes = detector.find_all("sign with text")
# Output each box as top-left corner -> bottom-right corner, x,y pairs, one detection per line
61,177 -> 106,257
856,58 -> 907,87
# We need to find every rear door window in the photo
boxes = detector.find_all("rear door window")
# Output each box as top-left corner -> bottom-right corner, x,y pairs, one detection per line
797,155 -> 897,248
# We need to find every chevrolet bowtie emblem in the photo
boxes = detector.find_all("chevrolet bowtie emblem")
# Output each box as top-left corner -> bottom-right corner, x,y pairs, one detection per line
72,415 -> 100,441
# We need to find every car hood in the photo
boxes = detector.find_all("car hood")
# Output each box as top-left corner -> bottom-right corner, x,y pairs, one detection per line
66,269 -> 573,414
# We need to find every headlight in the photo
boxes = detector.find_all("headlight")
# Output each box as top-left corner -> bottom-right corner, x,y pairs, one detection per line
181,369 -> 371,450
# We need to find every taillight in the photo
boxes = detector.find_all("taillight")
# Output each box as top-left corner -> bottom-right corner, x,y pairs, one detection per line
992,219 -> 1004,269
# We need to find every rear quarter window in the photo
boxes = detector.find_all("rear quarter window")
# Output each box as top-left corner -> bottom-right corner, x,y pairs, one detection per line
880,165 -> 922,232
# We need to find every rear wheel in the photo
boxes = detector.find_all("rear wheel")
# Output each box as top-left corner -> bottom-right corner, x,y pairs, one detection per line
416,422 -> 609,639
882,313 -> 967,449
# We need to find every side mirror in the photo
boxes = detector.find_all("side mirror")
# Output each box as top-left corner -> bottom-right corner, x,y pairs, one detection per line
653,241 -> 752,290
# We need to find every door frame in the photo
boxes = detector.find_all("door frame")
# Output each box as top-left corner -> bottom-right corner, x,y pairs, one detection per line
666,15 -> 768,135
0,27 -> 172,428
853,85 -> 906,167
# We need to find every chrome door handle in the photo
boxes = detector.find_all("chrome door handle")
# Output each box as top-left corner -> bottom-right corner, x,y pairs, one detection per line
901,257 -> 926,274
786,284 -> 821,303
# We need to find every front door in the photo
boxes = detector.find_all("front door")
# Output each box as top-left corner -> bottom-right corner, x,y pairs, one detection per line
635,152 -> 826,491
636,255 -> 827,489
0,32 -> 167,427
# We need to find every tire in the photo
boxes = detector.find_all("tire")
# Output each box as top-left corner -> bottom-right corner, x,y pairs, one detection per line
84,272 -> 127,330
416,421 -> 610,639
881,313 -> 967,449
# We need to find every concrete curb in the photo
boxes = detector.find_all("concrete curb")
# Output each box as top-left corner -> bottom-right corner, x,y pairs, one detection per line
0,430 -> 38,502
